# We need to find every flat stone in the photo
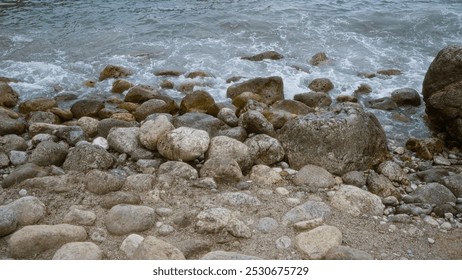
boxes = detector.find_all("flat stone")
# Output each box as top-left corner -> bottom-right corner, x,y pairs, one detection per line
84,169 -> 125,195
295,225 -> 342,260
131,236 -> 185,260
200,251 -> 262,260
423,216 -> 440,227
63,207 -> 97,226
256,217 -> 278,233
120,234 -> 145,258
282,201 -> 331,225
293,218 -> 324,231
8,224 -> 87,259
325,245 -> 374,260
7,196 -> 46,226
331,185 -> 385,217
100,191 -> 141,209
220,192 -> 261,207
0,207 -> 17,237
52,242 -> 103,260
105,205 -> 155,235
413,183 -> 457,205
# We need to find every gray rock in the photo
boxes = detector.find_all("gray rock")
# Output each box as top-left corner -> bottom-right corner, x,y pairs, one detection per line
434,155 -> 451,166
0,152 -> 10,167
71,99 -> 104,118
220,192 -> 261,207
9,151 -> 28,166
206,136 -> 252,171
107,127 -> 153,159
124,174 -> 156,192
0,113 -> 25,136
249,164 -> 283,186
217,126 -> 248,142
196,208 -> 232,234
0,134 -> 27,153
200,157 -> 243,183
294,92 -> 332,108
176,239 -> 212,259
15,174 -> 77,193
331,185 -> 385,217
28,123 -> 85,145
276,236 -> 292,249
382,196 -> 399,206
366,97 -> 398,111
120,234 -> 144,258
105,204 -> 155,235
191,177 -> 217,189
391,88 -> 422,107
157,161 -> 198,185
227,218 -> 252,238
27,111 -> 59,125
293,218 -> 324,231
97,118 -> 134,138
295,225 -> 342,260
2,163 -> 47,188
201,251 -> 262,260
441,174 -> 462,197
396,204 -> 432,216
100,191 -> 142,209
90,228 -> 107,243
413,183 -> 456,205
63,207 -> 96,226
238,110 -> 275,136
217,107 -> 239,127
377,161 -> 409,184
157,224 -> 175,236
31,133 -> 58,145
244,134 -> 285,165
256,217 -> 279,233
278,104 -> 388,175
341,171 -> 366,187
293,164 -> 336,190
52,242 -> 103,260
173,112 -> 230,137
226,76 -> 284,106
29,141 -> 68,167
131,236 -> 185,260
0,207 -> 17,237
134,99 -> 173,121
77,117 -> 99,138
158,127 -> 210,162
389,214 -> 412,223
8,224 -> 87,259
139,116 -> 174,151
325,245 -> 374,260
7,196 -> 46,226
84,169 -> 125,195
282,201 -> 331,225
63,144 -> 113,172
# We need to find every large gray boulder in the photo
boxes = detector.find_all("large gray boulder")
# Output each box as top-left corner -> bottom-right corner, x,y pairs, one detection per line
278,104 -> 388,175
422,45 -> 462,141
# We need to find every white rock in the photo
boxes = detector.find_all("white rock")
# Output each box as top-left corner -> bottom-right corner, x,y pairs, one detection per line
120,234 -> 144,258
276,187 -> 290,195
158,127 -> 210,161
92,137 -> 109,150
331,185 -> 385,217
250,165 -> 283,186
295,225 -> 342,260
423,216 -> 439,227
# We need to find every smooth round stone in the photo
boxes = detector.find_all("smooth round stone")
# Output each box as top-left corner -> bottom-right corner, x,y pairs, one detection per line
276,187 -> 290,195
157,224 -> 175,236
120,234 -> 144,258
276,236 -> 292,249
286,198 -> 301,206
155,208 -> 174,217
0,207 -> 17,237
52,242 -> 103,260
440,222 -> 452,230
428,238 -> 435,244
256,217 -> 278,233
18,189 -> 27,197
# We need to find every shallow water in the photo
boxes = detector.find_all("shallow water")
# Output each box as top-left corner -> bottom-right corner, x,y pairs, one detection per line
1,0 -> 461,142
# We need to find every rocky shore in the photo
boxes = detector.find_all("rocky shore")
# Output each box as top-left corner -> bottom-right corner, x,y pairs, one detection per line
0,46 -> 461,260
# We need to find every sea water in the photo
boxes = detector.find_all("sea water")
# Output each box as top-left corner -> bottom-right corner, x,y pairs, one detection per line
1,0 -> 461,142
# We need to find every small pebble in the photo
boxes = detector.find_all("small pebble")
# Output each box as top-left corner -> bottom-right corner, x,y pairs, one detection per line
285,168 -> 297,175
388,224 -> 397,232
444,213 -> 454,220
275,236 -> 292,249
440,222 -> 452,230
18,189 -> 27,197
394,147 -> 405,155
158,224 -> 175,236
275,187 -> 289,196
286,198 -> 300,206
90,228 -> 107,242
428,238 -> 435,244
280,162 -> 289,169
156,208 -> 173,217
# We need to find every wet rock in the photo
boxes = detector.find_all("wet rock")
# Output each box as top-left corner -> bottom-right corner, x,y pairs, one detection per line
51,107 -> 73,121
294,92 -> 332,108
112,79 -> 133,93
186,70 -> 211,79
0,207 -> 17,237
77,117 -> 99,138
377,69 -> 401,76
125,84 -> 162,103
53,242 -> 103,260
249,164 -> 283,186
325,245 -> 374,260
0,134 -> 28,153
0,82 -> 19,108
63,144 -> 113,172
377,161 -> 409,184
217,107 -> 239,127
71,99 -> 104,118
293,164 -> 336,190
341,171 -> 366,187
97,118 -> 134,138
7,196 -> 46,226
413,183 -> 456,205
200,157 -> 243,183
201,251 -> 262,260
131,236 -> 185,260
366,97 -> 398,111
309,52 -> 328,66
367,171 -> 401,198
441,174 -> 462,197
8,224 -> 87,259
331,185 -> 385,217
99,65 -> 132,81
336,95 -> 358,103
120,234 -> 144,258
158,127 -> 210,162
100,191 -> 142,209
154,70 -> 183,77
282,201 -> 331,225
239,110 -> 275,136
354,83 -> 373,95
63,207 -> 97,226
157,161 -> 198,185
0,113 -> 26,136
84,169 -> 124,195
179,90 -> 219,116
256,217 -> 278,233
308,78 -> 334,93
220,192 -> 261,207
29,141 -> 68,167
241,50 -> 283,61
105,204 -> 155,235
227,76 -> 284,106
173,112 -> 230,137
3,163 -> 47,188
207,136 -> 252,171
433,203 -> 458,217
422,45 -> 462,142
18,97 -> 57,114
391,88 -> 422,106
278,104 -> 388,175
295,225 -> 342,260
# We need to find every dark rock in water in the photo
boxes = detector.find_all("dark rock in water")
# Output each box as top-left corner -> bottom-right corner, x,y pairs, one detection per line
185,70 -> 211,79
377,69 -> 401,76
336,95 -> 358,103
63,144 -> 114,172
179,90 -> 219,116
153,70 -> 183,77
412,183 -> 456,205
241,51 -> 284,61
29,141 -> 68,167
173,112 -> 230,137
71,99 -> 104,119
309,52 -> 328,66
226,76 -> 244,83
308,78 -> 334,93
354,83 -> 373,95
232,91 -> 264,112
271,100 -> 314,115
278,104 -> 388,175
97,118 -> 134,138
0,82 -> 19,108
0,113 -> 26,136
422,45 -> 462,142
366,97 -> 398,111
238,110 -> 275,137
2,163 -> 47,188
18,97 -> 57,114
405,137 -> 444,160
112,79 -> 133,93
226,76 -> 284,106
294,92 -> 332,108
441,173 -> 462,197
391,88 -> 422,106
99,65 -> 132,81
